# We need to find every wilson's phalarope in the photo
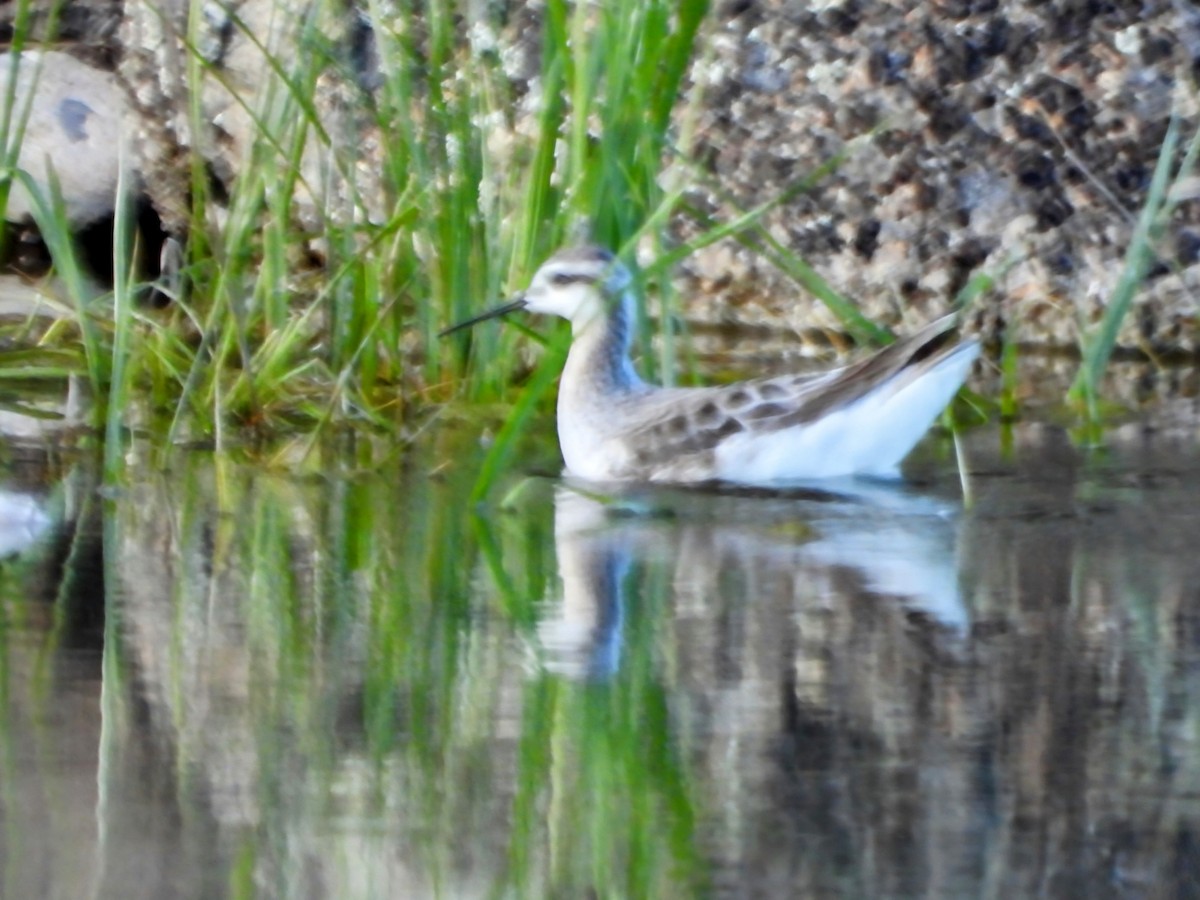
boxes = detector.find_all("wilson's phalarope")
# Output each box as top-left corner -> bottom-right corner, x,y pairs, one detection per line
443,245 -> 979,484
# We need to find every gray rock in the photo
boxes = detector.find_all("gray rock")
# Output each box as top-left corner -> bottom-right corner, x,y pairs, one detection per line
0,50 -> 128,227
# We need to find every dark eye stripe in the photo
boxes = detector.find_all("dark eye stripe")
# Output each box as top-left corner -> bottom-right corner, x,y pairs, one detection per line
550,272 -> 592,286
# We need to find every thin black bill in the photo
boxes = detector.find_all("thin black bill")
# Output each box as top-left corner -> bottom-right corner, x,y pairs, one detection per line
438,296 -> 528,337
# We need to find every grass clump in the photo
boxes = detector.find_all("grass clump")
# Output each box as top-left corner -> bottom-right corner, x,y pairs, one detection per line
2,0 -> 721,455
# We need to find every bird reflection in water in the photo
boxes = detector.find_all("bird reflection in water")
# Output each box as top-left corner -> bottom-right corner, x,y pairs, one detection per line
535,478 -> 969,680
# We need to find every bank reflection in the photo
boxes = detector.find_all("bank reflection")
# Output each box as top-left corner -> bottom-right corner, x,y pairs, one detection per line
0,488 -> 51,556
0,463 -> 111,900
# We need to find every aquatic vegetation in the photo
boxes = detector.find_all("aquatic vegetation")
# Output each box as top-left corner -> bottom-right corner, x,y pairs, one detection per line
1070,115 -> 1200,423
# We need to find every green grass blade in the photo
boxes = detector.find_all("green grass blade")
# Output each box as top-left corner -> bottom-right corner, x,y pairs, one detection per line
1070,115 -> 1182,418
468,337 -> 568,504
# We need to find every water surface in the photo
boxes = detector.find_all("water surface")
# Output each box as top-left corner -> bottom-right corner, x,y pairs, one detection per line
1,422 -> 1199,898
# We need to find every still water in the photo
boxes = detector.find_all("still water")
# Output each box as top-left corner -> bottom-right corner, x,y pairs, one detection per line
1,419 -> 1199,899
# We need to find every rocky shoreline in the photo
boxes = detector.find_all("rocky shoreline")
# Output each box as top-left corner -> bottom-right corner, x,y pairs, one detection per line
3,0 -> 1198,359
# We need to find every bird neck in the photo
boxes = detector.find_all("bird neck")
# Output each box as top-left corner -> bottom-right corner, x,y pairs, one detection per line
564,289 -> 643,396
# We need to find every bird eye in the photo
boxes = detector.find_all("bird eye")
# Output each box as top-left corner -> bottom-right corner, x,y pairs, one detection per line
550,272 -> 578,287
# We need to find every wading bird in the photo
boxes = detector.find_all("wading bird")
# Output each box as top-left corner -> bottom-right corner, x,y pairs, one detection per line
443,245 -> 978,485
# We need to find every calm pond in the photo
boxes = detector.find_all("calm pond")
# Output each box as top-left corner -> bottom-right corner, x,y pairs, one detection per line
1,413 -> 1199,898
